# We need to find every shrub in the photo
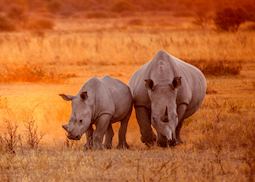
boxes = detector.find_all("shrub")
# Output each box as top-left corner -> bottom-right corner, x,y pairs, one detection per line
46,0 -> 61,13
86,11 -> 112,19
7,4 -> 26,21
25,18 -> 54,30
214,8 -> 247,32
1,120 -> 20,153
111,0 -> 134,13
0,63 -> 76,83
193,10 -> 211,28
0,14 -> 16,31
189,59 -> 242,76
128,18 -> 143,26
24,120 -> 44,149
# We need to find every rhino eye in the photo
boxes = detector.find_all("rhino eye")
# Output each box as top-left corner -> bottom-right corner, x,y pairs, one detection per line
79,120 -> 83,123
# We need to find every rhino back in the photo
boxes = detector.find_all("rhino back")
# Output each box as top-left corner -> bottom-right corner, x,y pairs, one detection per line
129,51 -> 207,117
171,55 -> 207,118
102,76 -> 133,121
128,62 -> 151,108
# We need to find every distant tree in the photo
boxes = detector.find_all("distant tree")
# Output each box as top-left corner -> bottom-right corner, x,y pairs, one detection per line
214,8 -> 247,32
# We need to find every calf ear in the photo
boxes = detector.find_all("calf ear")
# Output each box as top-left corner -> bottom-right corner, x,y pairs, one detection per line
59,94 -> 74,101
80,91 -> 88,100
145,79 -> 154,90
172,77 -> 181,89
62,124 -> 69,132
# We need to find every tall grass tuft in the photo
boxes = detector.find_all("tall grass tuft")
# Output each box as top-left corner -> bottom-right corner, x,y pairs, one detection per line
24,120 -> 44,149
0,120 -> 20,153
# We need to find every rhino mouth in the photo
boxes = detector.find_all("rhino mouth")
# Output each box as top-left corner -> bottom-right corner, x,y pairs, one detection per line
67,134 -> 81,140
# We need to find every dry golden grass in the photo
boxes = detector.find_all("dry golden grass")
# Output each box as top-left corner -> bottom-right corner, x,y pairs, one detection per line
0,63 -> 76,83
0,17 -> 254,181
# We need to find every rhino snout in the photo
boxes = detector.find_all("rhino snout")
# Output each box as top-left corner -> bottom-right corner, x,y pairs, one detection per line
67,133 -> 81,140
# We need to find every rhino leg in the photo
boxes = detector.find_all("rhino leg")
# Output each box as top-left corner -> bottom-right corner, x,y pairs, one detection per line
104,124 -> 114,149
117,111 -> 131,149
135,106 -> 156,146
176,104 -> 188,144
93,114 -> 112,150
84,124 -> 94,150
157,133 -> 168,148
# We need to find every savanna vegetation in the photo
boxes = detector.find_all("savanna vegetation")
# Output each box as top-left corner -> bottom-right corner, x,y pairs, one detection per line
0,0 -> 254,181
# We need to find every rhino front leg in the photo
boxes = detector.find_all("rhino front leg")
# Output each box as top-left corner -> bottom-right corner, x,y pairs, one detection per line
135,106 -> 156,146
117,111 -> 131,149
93,114 -> 112,150
84,124 -> 94,150
104,124 -> 114,149
157,133 -> 168,147
175,104 -> 188,145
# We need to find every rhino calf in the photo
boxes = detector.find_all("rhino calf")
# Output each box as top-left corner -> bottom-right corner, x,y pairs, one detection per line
60,76 -> 133,150
129,50 -> 207,147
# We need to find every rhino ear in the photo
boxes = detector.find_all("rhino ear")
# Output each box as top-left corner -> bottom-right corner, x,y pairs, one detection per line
59,94 -> 74,101
80,91 -> 88,100
172,77 -> 181,89
62,124 -> 69,132
145,79 -> 154,90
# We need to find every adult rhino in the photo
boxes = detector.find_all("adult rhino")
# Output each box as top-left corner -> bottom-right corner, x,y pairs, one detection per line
129,50 -> 206,147
60,76 -> 133,149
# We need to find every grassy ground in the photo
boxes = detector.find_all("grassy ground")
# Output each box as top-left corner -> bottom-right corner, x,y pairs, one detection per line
0,17 -> 255,181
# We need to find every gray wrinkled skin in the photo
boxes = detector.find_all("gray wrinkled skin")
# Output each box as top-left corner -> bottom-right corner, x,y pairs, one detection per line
60,76 -> 133,150
129,50 -> 207,147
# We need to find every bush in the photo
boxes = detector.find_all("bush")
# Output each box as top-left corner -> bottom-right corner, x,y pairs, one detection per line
25,120 -> 44,149
111,0 -> 134,13
25,18 -> 54,30
1,120 -> 20,153
189,59 -> 242,76
128,18 -> 143,26
8,4 -> 26,21
86,11 -> 112,19
214,8 -> 247,32
0,15 -> 16,31
46,0 -> 61,13
0,63 -> 76,83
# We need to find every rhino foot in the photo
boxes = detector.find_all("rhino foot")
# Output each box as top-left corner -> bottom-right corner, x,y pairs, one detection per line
141,134 -> 156,147
157,134 -> 168,148
157,140 -> 168,148
104,143 -> 112,149
117,142 -> 129,149
92,143 -> 105,150
84,142 -> 93,150
168,139 -> 183,147
174,139 -> 183,145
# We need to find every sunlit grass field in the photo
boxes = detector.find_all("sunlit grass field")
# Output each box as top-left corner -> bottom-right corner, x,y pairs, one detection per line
0,17 -> 254,181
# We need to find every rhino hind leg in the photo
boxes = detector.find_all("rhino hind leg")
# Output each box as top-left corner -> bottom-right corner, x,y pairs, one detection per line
93,114 -> 112,150
84,125 -> 94,150
135,106 -> 156,147
117,110 -> 132,149
104,124 -> 114,149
